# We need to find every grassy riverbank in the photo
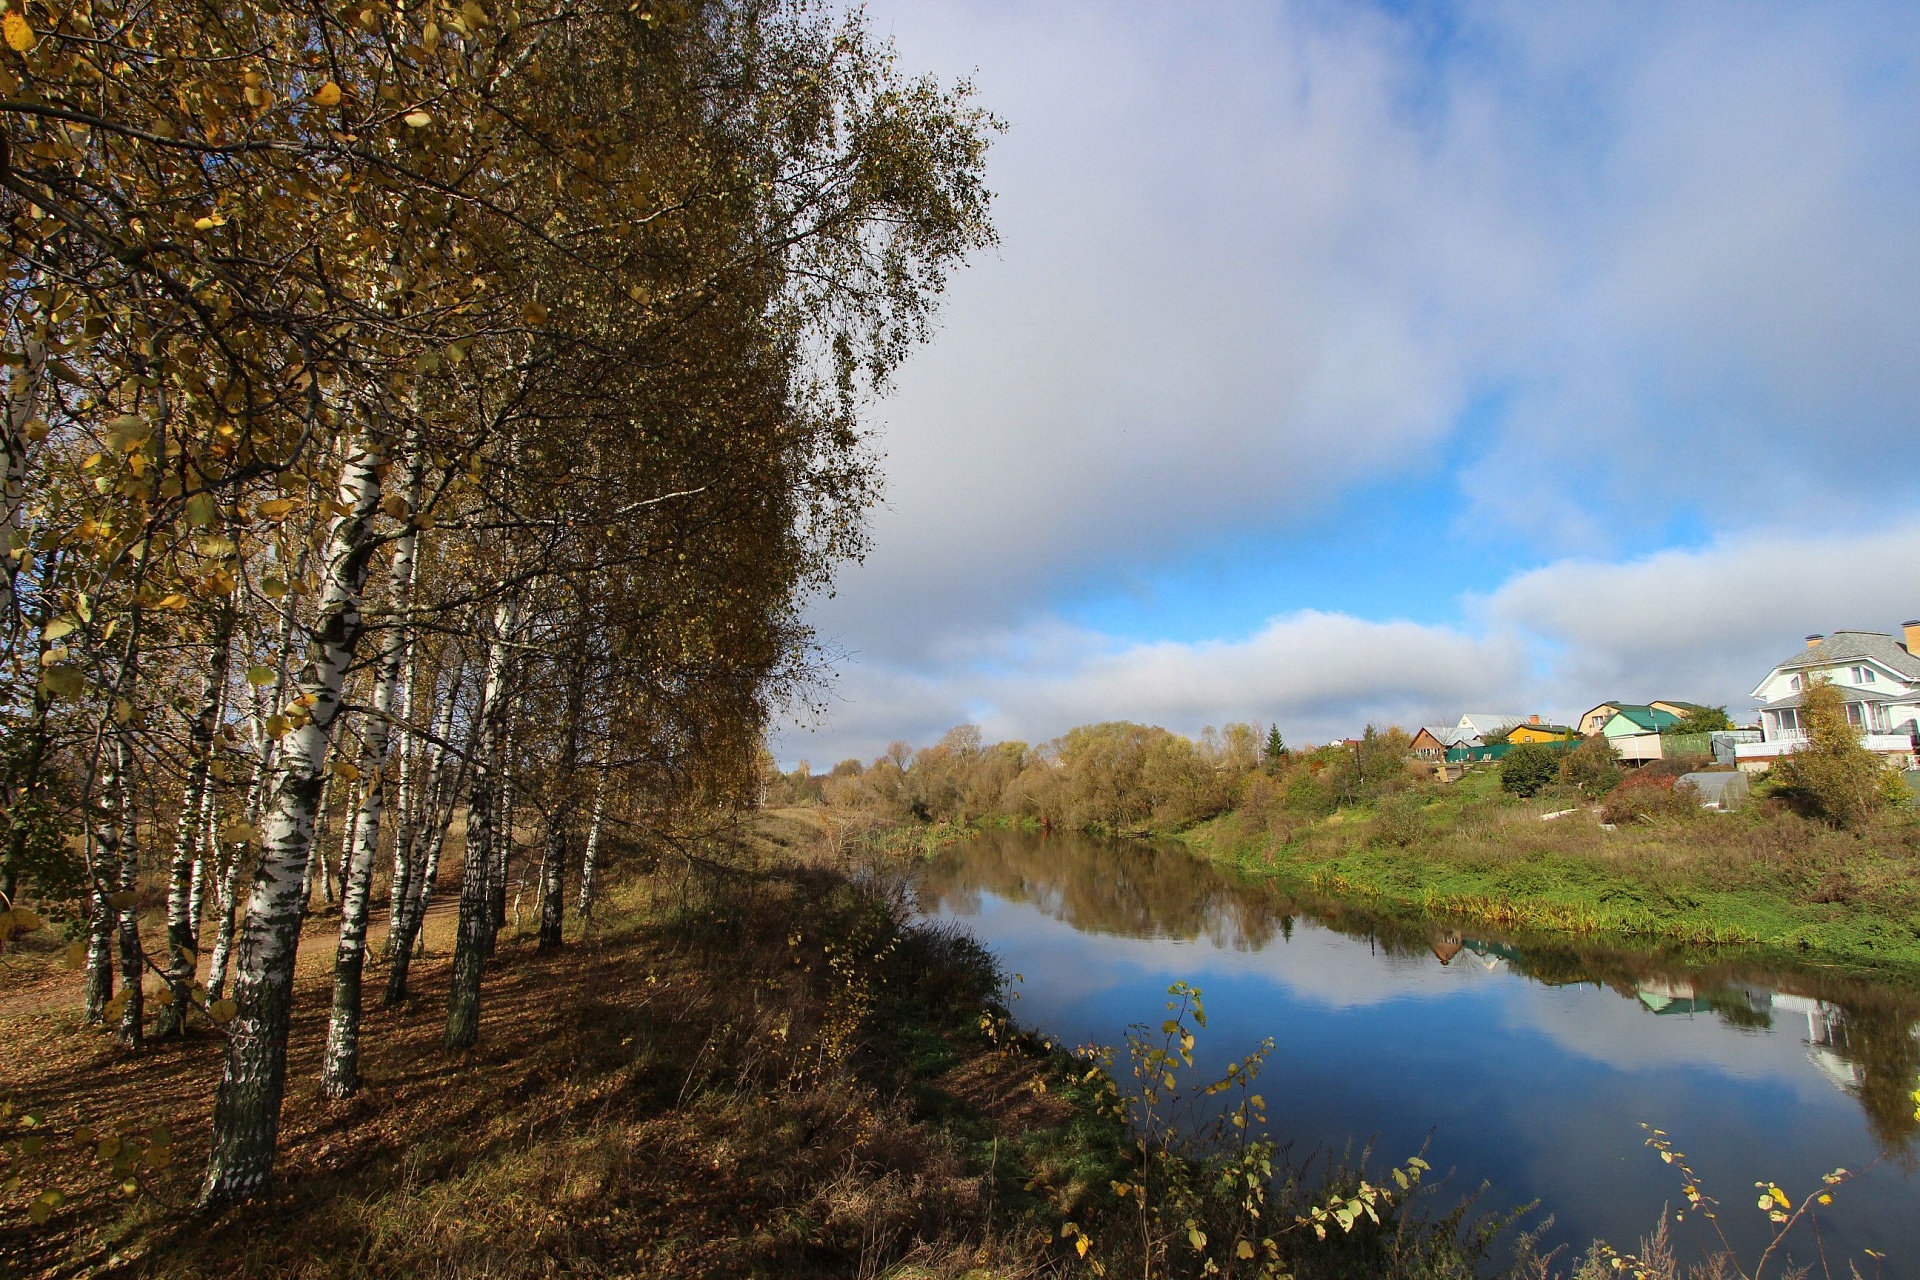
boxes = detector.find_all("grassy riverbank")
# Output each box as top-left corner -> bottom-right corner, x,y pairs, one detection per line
1180,771 -> 1920,975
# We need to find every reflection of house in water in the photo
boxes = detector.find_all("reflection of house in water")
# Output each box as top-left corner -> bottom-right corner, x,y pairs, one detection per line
1775,994 -> 1870,1092
1632,979 -> 1777,1022
1636,978 -> 1713,1016
1461,938 -> 1521,972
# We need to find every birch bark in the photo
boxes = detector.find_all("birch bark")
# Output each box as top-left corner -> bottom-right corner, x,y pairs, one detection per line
445,599 -> 516,1049
537,662 -> 585,950
187,769 -> 220,935
320,458 -> 420,1096
200,420 -> 389,1205
576,769 -> 606,922
383,667 -> 460,1001
109,735 -> 143,1049
157,614 -> 233,1036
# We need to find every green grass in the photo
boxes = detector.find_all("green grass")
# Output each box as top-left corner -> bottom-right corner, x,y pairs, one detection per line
1180,778 -> 1920,977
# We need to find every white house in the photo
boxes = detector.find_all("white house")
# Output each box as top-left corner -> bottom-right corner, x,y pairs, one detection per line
1734,624 -> 1920,772
1454,713 -> 1528,740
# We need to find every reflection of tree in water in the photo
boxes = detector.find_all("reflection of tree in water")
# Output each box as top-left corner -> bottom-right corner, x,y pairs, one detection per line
1775,996 -> 1920,1165
914,830 -> 1286,947
915,831 -> 1920,1161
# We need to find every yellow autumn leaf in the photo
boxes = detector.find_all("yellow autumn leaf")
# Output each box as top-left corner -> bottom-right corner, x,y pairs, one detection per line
208,998 -> 238,1024
331,758 -> 361,782
256,497 -> 297,520
3,11 -> 37,52
154,592 -> 189,610
312,80 -> 342,107
403,109 -> 432,127
27,1189 -> 62,1226
522,300 -> 548,325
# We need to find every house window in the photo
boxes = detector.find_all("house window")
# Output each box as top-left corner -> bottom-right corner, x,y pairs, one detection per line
1775,707 -> 1801,734
1850,665 -> 1876,684
1789,675 -> 1802,692
1845,702 -> 1867,728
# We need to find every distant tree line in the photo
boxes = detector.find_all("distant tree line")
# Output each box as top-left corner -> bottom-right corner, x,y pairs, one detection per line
764,721 -> 1437,835
769,684 -> 1902,836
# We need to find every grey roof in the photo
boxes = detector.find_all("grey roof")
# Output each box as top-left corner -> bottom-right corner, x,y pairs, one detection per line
1772,631 -> 1920,680
1758,686 -> 1909,710
1416,726 -> 1474,746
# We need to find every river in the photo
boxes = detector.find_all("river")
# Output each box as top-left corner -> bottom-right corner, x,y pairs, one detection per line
910,829 -> 1920,1276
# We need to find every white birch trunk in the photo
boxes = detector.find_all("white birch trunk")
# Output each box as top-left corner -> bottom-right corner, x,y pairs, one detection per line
320,467 -> 419,1097
576,768 -> 606,921
446,599 -> 516,1049
109,735 -> 143,1049
187,761 -> 221,934
382,663 -> 460,995
200,420 -> 388,1205
157,618 -> 233,1037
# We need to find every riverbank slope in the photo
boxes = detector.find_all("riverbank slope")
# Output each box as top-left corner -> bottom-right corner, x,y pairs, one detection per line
0,813 -> 1115,1279
1179,773 -> 1920,975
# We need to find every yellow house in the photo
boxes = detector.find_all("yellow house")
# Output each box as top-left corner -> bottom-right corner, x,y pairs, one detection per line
1507,718 -> 1576,744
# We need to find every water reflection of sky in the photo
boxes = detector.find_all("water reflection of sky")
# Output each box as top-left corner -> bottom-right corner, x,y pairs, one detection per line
918,837 -> 1920,1278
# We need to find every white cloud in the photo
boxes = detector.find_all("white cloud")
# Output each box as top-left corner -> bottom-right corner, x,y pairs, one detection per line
778,520 -> 1920,765
781,609 -> 1522,761
1485,521 -> 1920,704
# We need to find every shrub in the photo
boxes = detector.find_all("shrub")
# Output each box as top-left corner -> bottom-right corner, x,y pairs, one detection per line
1499,743 -> 1561,798
1372,791 -> 1430,847
1326,725 -> 1415,807
1558,735 -> 1621,799
1670,704 -> 1734,735
1600,773 -> 1700,825
1771,679 -> 1890,827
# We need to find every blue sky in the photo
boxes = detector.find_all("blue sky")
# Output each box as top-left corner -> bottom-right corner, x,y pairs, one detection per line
772,1 -> 1920,766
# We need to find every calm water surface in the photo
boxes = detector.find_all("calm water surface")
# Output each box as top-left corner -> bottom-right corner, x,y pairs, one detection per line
912,831 -> 1920,1276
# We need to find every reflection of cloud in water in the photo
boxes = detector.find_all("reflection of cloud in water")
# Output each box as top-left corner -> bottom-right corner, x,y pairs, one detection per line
934,890 -> 1510,1011
920,831 -> 1920,1156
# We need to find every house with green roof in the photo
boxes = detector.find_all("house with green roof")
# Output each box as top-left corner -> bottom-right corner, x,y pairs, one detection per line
1597,705 -> 1684,763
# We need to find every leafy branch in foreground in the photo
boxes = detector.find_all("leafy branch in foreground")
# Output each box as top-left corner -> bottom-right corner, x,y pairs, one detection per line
1061,981 -> 1437,1279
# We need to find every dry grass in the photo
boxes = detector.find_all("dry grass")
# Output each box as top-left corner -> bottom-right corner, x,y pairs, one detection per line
0,840 -> 1080,1280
